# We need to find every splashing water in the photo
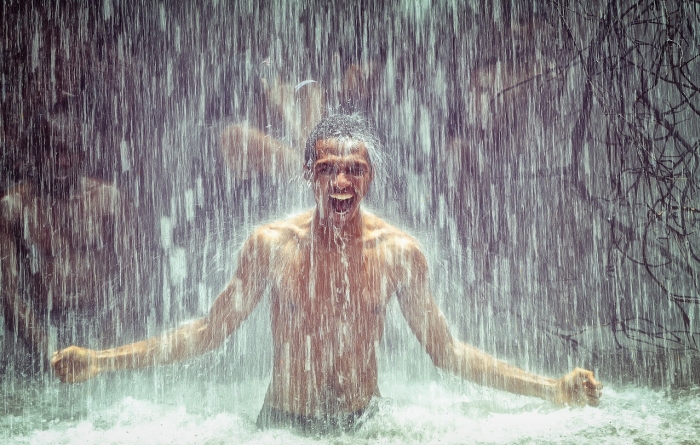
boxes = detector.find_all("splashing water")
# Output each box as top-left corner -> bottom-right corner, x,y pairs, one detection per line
2,371 -> 699,445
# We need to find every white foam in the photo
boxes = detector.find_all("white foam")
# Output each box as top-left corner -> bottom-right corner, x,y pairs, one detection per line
2,376 -> 698,445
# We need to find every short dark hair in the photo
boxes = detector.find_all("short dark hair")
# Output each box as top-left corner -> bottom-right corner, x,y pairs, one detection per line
303,113 -> 381,170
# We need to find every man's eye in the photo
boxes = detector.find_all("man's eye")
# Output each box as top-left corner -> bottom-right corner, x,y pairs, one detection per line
317,165 -> 333,175
348,166 -> 365,176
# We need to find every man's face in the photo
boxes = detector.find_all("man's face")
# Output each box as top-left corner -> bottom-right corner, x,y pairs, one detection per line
309,138 -> 373,226
39,116 -> 86,183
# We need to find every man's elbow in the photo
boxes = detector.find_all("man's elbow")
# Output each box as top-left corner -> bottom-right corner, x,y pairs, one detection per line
427,342 -> 485,382
192,319 -> 230,354
426,342 -> 460,371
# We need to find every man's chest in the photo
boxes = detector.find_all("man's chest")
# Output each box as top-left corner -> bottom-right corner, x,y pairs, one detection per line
269,245 -> 396,330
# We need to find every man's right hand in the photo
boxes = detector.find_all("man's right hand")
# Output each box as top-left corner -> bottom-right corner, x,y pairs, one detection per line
51,346 -> 100,383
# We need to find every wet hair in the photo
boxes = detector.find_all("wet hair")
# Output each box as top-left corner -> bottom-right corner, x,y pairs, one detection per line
303,113 -> 382,171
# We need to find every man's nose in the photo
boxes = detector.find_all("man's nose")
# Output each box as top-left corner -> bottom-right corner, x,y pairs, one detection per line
333,171 -> 351,190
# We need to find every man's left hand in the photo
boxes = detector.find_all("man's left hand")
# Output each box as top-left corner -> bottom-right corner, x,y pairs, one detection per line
553,367 -> 603,407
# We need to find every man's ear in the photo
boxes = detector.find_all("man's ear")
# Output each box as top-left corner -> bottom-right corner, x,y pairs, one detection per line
303,164 -> 312,181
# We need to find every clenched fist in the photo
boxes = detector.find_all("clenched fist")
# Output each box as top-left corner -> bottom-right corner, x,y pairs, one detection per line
553,368 -> 603,407
51,346 -> 100,383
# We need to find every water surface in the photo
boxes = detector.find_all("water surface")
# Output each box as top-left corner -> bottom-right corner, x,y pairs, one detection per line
2,369 -> 697,445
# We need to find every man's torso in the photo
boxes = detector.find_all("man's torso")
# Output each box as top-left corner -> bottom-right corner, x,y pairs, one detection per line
258,210 -> 413,416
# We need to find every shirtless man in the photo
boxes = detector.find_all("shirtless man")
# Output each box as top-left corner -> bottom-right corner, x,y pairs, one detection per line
51,114 -> 602,433
0,104 -> 148,366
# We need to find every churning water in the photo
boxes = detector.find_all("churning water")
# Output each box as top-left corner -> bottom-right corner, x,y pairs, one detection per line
2,372 -> 699,445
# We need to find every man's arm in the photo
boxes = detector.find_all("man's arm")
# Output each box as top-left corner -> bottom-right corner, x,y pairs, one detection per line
261,75 -> 325,146
219,76 -> 324,180
0,195 -> 50,356
220,123 -> 299,179
51,228 -> 272,383
394,241 -> 602,406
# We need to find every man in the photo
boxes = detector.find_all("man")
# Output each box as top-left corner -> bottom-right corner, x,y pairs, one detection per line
0,103 -> 150,369
52,114 -> 602,433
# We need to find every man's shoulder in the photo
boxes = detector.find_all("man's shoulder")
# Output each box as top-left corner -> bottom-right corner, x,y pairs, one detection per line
362,211 -> 421,251
249,210 -> 313,244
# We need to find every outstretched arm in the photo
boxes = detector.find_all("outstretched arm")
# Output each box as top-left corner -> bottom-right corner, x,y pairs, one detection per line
395,242 -> 602,406
51,229 -> 271,383
219,75 -> 325,180
220,123 -> 299,179
261,74 -> 325,146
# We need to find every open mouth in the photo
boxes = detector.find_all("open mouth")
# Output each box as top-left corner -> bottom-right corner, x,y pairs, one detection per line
329,193 -> 354,214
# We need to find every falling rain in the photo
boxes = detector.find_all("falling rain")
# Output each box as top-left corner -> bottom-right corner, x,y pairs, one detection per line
1,0 -> 699,444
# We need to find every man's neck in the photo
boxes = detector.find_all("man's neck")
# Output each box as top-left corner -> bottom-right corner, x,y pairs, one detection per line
312,209 -> 365,250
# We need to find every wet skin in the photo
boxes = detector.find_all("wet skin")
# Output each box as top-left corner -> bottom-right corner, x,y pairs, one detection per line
51,138 -> 602,416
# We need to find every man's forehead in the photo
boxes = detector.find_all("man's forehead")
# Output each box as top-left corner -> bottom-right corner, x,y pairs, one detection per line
314,138 -> 370,161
